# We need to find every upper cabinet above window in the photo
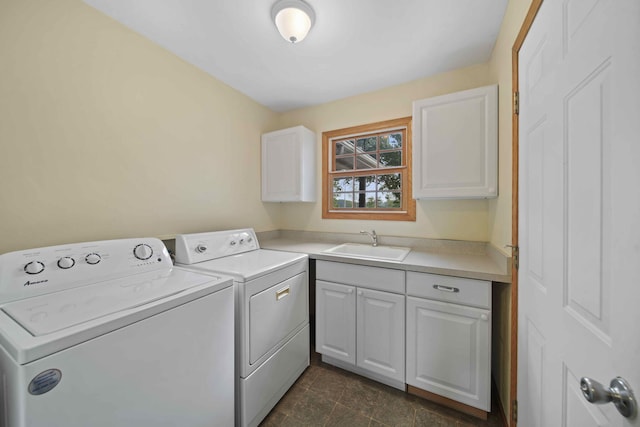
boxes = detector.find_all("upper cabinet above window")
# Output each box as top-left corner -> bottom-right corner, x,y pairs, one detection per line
412,85 -> 498,199
262,126 -> 316,202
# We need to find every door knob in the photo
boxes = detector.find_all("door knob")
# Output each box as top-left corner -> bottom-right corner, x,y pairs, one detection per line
580,376 -> 637,418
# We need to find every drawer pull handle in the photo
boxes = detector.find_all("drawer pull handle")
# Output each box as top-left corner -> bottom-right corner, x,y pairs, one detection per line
276,287 -> 290,300
433,284 -> 459,293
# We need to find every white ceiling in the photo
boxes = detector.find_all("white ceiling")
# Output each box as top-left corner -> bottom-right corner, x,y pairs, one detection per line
83,0 -> 508,112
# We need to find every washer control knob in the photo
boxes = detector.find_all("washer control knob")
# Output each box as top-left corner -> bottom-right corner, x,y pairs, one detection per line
230,241 -> 236,246
85,253 -> 101,265
195,244 -> 208,254
24,261 -> 45,275
133,244 -> 153,260
57,257 -> 75,269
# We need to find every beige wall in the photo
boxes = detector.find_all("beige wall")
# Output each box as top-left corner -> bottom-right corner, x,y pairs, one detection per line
0,0 -> 282,254
0,0 -> 530,253
277,64 -> 495,242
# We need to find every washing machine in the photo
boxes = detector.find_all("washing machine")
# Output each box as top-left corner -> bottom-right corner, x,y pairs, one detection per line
174,228 -> 309,427
0,238 -> 234,427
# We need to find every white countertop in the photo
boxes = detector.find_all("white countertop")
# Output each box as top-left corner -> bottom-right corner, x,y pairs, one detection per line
259,237 -> 511,283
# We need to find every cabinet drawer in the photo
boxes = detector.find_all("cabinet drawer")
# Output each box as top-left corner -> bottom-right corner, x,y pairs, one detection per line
406,272 -> 490,309
316,260 -> 405,294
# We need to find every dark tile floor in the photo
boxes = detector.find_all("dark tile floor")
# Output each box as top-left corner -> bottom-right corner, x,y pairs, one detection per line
260,351 -> 505,427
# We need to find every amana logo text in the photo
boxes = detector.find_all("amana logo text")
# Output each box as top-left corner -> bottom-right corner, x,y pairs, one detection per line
24,279 -> 48,287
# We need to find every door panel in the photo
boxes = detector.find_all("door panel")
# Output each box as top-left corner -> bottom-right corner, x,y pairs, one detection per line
565,61 -> 612,340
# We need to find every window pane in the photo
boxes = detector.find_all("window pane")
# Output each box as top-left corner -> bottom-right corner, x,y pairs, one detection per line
390,133 -> 402,148
354,175 -> 375,191
356,153 -> 377,169
335,157 -> 353,171
379,133 -> 403,150
356,137 -> 377,152
350,192 -> 363,208
379,151 -> 402,167
377,173 -> 402,191
333,192 -> 354,208
364,192 -> 377,208
333,177 -> 355,192
377,192 -> 402,208
353,176 -> 369,191
335,140 -> 355,155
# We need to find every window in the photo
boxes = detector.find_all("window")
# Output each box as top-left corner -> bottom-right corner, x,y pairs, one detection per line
322,117 -> 416,221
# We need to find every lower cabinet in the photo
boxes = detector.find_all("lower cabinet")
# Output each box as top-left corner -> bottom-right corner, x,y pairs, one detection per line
406,271 -> 491,412
315,260 -> 492,415
316,261 -> 405,387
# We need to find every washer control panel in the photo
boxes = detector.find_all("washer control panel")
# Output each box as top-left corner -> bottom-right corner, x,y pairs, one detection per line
174,228 -> 260,265
0,238 -> 171,304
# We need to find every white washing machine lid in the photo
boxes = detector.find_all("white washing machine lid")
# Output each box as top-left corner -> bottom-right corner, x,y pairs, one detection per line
0,267 -> 232,364
177,249 -> 307,282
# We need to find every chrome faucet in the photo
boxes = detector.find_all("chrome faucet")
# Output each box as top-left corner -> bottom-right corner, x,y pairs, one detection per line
360,230 -> 378,247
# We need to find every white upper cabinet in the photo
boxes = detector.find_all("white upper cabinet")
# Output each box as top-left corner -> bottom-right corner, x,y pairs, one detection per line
412,84 -> 498,199
261,126 -> 316,202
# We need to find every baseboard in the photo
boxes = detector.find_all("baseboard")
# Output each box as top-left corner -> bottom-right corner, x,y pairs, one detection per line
407,385 -> 488,420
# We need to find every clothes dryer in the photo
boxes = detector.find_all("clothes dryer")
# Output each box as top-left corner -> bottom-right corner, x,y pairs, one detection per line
175,229 -> 309,427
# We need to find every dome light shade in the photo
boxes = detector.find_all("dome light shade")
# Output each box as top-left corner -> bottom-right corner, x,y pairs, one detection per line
271,0 -> 315,43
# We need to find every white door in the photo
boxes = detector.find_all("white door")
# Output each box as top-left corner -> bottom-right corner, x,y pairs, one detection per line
518,0 -> 640,426
356,288 -> 405,382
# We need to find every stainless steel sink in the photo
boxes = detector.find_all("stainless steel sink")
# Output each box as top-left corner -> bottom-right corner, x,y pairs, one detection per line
322,243 -> 410,262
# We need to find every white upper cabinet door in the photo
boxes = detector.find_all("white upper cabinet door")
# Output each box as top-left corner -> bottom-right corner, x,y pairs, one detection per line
412,85 -> 498,199
261,126 -> 316,202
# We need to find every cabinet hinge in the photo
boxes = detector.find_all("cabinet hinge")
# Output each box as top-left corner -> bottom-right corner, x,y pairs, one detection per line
505,245 -> 519,270
512,399 -> 518,423
513,91 -> 520,115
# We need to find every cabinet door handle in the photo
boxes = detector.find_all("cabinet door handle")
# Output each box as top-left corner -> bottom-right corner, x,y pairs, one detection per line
347,288 -> 354,294
433,284 -> 460,293
276,287 -> 290,300
357,290 -> 363,296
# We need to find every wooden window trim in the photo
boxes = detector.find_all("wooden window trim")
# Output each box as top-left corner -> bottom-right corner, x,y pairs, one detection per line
322,117 -> 416,221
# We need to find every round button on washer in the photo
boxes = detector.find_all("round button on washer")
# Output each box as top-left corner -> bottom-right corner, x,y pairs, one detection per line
57,257 -> 75,269
24,261 -> 45,275
85,253 -> 101,265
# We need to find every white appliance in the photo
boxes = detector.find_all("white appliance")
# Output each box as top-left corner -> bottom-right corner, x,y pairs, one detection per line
174,229 -> 309,427
0,238 -> 235,427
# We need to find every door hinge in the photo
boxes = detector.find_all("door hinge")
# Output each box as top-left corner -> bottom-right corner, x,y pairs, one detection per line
513,91 -> 520,115
505,245 -> 519,270
512,399 -> 518,423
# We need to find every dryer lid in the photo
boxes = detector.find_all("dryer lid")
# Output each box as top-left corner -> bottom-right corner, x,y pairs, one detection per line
179,249 -> 307,281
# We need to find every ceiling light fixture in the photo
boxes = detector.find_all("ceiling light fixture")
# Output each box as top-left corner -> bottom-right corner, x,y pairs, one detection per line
271,0 -> 315,44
